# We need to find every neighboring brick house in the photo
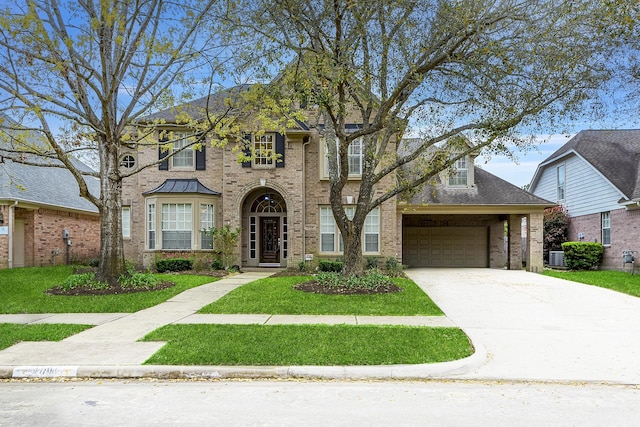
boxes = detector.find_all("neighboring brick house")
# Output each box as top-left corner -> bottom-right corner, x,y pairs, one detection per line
0,129 -> 100,268
530,130 -> 640,270
122,85 -> 551,272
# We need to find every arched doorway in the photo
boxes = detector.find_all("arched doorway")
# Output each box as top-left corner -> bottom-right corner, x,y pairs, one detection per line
245,189 -> 288,267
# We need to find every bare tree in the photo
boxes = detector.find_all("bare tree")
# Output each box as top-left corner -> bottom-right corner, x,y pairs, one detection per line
0,0 -> 239,284
236,0 -> 620,276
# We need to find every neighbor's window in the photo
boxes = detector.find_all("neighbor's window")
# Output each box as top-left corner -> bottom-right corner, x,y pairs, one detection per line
319,206 -> 379,253
172,132 -> 194,169
200,204 -> 215,250
254,133 -> 275,166
557,164 -> 566,201
161,203 -> 192,250
602,211 -> 611,245
448,157 -> 468,186
122,206 -> 131,239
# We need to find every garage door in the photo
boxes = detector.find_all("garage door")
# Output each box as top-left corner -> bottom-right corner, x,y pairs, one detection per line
402,227 -> 489,268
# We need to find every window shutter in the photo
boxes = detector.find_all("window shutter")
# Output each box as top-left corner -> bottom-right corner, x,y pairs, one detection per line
242,133 -> 252,168
158,134 -> 169,170
195,145 -> 206,170
275,132 -> 285,168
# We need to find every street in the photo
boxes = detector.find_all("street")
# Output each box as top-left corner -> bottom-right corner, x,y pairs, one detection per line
2,379 -> 639,426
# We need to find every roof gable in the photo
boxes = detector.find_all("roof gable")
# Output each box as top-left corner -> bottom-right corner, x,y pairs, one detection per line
406,166 -> 552,206
532,130 -> 640,200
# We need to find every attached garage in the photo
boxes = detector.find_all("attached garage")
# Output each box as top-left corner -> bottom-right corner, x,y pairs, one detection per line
403,226 -> 489,268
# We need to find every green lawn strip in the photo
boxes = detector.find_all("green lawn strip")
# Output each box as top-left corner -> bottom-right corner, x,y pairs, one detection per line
542,269 -> 640,298
199,276 -> 442,316
0,323 -> 92,350
0,266 -> 216,313
142,324 -> 472,366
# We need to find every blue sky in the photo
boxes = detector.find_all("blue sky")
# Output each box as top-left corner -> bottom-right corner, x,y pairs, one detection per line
479,134 -> 570,189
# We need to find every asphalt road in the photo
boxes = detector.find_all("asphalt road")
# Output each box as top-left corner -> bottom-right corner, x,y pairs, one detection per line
2,379 -> 639,426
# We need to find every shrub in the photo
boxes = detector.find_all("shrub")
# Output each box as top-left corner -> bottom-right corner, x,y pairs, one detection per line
298,260 -> 307,272
211,258 -> 224,270
155,258 -> 193,273
119,272 -> 160,289
316,269 -> 393,290
385,257 -> 403,277
60,273 -> 109,291
365,256 -> 378,270
544,206 -> 571,263
318,260 -> 343,272
202,225 -> 241,269
561,242 -> 604,270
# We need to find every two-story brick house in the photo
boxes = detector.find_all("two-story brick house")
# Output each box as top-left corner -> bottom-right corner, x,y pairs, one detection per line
122,87 -> 551,272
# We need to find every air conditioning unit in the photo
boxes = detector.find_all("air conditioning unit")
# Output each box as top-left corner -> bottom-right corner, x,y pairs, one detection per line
549,251 -> 565,267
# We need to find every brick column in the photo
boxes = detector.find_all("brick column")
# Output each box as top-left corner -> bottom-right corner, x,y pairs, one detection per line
527,212 -> 544,273
508,214 -> 523,270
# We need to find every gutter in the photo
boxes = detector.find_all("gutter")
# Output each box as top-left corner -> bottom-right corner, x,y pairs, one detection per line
7,200 -> 17,268
301,135 -> 311,259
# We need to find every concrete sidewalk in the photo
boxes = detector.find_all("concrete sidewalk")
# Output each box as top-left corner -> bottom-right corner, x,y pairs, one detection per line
0,271 -> 477,380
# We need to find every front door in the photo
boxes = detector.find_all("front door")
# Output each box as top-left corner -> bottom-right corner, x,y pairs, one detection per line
260,217 -> 280,264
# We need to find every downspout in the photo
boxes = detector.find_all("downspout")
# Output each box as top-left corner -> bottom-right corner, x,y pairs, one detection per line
301,136 -> 311,260
7,200 -> 17,268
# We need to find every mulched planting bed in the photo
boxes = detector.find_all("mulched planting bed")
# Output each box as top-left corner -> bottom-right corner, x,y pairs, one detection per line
293,280 -> 402,295
46,281 -> 176,296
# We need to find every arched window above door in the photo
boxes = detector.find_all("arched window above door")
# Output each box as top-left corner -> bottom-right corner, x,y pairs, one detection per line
250,192 -> 286,213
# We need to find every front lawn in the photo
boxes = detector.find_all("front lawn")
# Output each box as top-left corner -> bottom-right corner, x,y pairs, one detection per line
142,324 -> 472,366
0,323 -> 92,350
199,275 -> 443,316
542,269 -> 640,297
0,266 -> 216,313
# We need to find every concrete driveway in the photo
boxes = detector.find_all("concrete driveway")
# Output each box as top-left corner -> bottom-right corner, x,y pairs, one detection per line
405,268 -> 640,384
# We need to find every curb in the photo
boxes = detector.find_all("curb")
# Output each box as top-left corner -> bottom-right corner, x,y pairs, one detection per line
0,344 -> 486,380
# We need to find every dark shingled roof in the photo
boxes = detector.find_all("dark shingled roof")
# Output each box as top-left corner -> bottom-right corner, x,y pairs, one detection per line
408,167 -> 552,206
142,178 -> 220,195
0,114 -> 99,213
535,130 -> 640,200
142,84 -> 309,131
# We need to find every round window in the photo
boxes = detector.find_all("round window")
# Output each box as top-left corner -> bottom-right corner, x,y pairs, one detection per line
120,154 -> 136,169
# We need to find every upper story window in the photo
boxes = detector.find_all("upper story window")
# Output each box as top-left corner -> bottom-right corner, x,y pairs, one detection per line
601,211 -> 611,246
448,157 -> 468,187
241,132 -> 285,169
254,133 -> 275,167
158,131 -> 206,171
322,138 -> 363,179
172,132 -> 194,169
557,164 -> 566,201
120,154 -> 136,169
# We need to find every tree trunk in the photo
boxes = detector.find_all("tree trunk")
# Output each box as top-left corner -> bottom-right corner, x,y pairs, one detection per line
95,145 -> 126,286
342,228 -> 365,277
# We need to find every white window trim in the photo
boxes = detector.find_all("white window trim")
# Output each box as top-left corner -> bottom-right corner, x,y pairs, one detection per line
321,137 -> 364,180
557,163 -> 566,201
145,196 -> 216,251
122,206 -> 131,239
252,133 -> 276,169
171,132 -> 195,170
319,206 -> 380,255
448,157 -> 468,187
602,211 -> 611,246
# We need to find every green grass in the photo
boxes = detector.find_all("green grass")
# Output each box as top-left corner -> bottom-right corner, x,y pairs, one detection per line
0,323 -> 92,350
0,266 -> 216,313
199,276 -> 443,316
142,324 -> 472,366
542,269 -> 640,297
